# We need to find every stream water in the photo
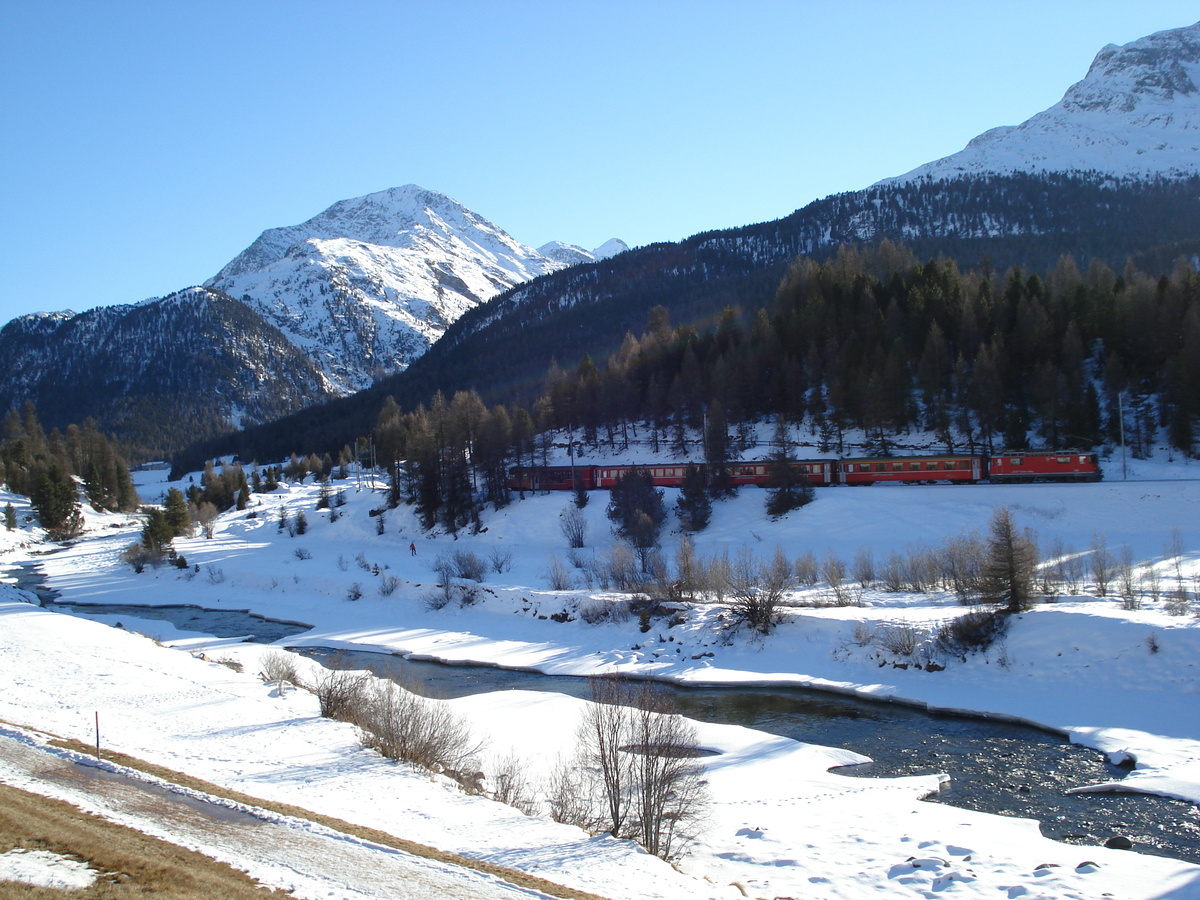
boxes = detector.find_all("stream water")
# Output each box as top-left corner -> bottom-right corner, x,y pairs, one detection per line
36,600 -> 1200,864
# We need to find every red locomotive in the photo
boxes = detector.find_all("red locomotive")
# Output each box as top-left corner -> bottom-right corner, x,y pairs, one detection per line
987,451 -> 1101,483
508,451 -> 1100,492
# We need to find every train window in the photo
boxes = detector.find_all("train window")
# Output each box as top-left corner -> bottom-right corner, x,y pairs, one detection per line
874,463 -> 885,472
1010,458 -> 1022,465
909,462 -> 919,470
1057,456 -> 1070,463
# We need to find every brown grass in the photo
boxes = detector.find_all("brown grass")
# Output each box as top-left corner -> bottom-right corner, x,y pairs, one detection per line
40,736 -> 613,900
0,780 -> 289,899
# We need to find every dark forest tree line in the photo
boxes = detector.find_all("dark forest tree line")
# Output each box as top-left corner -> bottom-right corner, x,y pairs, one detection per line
366,245 -> 1199,532
530,243 -> 1200,459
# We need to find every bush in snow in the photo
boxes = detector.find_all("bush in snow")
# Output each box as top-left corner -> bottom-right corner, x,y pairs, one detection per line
356,677 -> 481,773
560,504 -> 587,549
260,650 -> 302,692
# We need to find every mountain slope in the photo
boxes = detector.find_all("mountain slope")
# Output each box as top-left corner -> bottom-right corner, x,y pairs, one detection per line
0,288 -> 337,459
886,21 -> 1200,183
206,185 -> 573,391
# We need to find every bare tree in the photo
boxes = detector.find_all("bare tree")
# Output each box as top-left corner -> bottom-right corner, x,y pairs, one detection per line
1089,531 -> 1114,598
196,501 -> 219,539
572,677 -> 709,860
1117,544 -> 1138,609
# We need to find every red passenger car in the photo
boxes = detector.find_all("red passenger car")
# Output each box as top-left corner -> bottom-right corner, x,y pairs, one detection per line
721,460 -> 835,487
508,466 -> 596,492
839,455 -> 982,485
987,451 -> 1101,482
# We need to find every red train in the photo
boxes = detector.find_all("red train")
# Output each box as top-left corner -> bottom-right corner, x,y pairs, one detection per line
508,451 -> 1100,491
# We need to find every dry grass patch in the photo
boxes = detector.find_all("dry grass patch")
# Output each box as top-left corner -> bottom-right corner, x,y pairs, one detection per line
0,780 -> 288,899
45,737 -> 613,900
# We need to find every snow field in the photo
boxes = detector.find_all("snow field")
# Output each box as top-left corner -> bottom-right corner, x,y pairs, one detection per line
0,455 -> 1197,898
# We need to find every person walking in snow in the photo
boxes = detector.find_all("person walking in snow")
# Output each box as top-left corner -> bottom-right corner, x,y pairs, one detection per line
409,542 -> 416,556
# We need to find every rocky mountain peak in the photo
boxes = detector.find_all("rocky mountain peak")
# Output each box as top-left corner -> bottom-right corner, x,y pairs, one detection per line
883,20 -> 1200,184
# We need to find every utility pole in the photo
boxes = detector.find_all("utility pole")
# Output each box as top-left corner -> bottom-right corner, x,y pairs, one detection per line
1119,391 -> 1127,481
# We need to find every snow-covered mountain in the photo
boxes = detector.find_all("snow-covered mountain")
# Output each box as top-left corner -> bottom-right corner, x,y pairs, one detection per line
207,186 -> 593,392
536,238 -> 631,266
885,21 -> 1200,184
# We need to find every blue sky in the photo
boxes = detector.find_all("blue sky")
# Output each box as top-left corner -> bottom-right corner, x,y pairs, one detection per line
1,1 -> 1197,323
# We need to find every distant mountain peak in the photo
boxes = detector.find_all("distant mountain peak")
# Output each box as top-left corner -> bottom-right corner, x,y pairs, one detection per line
206,185 -> 574,392
884,20 -> 1200,184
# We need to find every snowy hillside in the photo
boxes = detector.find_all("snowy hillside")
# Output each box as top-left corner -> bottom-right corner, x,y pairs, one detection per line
885,21 -> 1200,183
207,186 -> 585,392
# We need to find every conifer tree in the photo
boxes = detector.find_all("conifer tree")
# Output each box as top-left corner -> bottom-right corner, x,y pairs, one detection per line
675,463 -> 711,532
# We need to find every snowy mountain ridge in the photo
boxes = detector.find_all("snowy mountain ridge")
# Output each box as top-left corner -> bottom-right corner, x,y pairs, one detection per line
207,185 -> 610,392
884,20 -> 1200,184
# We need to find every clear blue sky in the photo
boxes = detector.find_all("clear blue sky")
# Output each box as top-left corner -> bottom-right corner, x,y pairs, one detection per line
1,1 -> 1196,323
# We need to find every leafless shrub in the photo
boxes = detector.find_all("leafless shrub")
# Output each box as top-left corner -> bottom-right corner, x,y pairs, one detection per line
1090,531 -> 1114,597
560,504 -> 588,549
1166,591 -> 1191,616
880,551 -> 905,592
674,534 -> 700,601
793,550 -> 819,587
1117,545 -> 1138,609
311,666 -> 371,721
1062,544 -> 1083,595
205,565 -> 225,585
488,752 -> 541,816
548,753 -> 602,832
1168,526 -> 1186,597
260,650 -> 302,691
356,678 -> 482,772
293,547 -> 312,561
122,542 -> 160,573
599,542 -> 642,592
214,656 -> 243,673
580,597 -> 632,625
356,552 -> 372,572
378,574 -> 400,597
901,546 -> 940,593
848,622 -> 876,647
852,548 -> 875,589
544,554 -> 575,590
728,546 -> 795,633
943,530 -> 985,602
1141,562 -> 1161,603
449,549 -> 486,582
346,582 -> 363,601
337,554 -> 349,571
196,501 -> 219,539
704,549 -> 731,602
934,607 -> 1008,658
875,622 -> 925,658
489,547 -> 513,573
821,551 -> 860,606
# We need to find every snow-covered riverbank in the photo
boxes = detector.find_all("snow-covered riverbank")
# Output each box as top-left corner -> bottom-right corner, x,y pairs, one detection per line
1,459 -> 1198,898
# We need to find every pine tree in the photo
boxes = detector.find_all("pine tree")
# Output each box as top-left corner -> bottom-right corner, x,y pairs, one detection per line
163,488 -> 191,537
3,503 -> 15,531
981,507 -> 1038,613
31,462 -> 84,540
675,463 -> 711,532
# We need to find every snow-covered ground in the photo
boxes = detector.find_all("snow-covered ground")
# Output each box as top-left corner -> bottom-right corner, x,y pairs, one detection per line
1,450 -> 1198,899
